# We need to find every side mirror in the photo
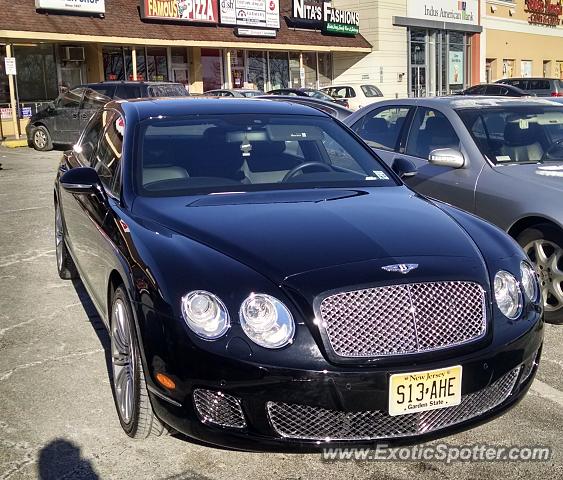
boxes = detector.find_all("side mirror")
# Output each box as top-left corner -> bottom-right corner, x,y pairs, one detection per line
392,157 -> 418,179
47,102 -> 56,112
60,167 -> 103,195
428,148 -> 465,168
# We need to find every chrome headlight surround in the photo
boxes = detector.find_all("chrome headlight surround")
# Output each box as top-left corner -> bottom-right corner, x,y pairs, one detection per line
521,261 -> 540,303
181,290 -> 230,340
494,270 -> 523,319
239,293 -> 295,349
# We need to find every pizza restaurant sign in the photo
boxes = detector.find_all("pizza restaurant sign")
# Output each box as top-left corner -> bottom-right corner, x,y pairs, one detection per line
525,0 -> 562,27
292,0 -> 360,35
140,0 -> 219,23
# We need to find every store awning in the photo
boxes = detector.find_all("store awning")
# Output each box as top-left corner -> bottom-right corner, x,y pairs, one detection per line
0,0 -> 372,53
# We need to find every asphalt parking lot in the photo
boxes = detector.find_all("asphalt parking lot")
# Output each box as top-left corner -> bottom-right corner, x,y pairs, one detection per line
0,146 -> 562,480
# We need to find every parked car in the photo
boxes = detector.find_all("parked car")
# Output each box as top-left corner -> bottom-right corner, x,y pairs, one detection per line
345,96 -> 563,323
26,81 -> 189,151
455,84 -> 531,97
265,88 -> 349,107
256,95 -> 353,120
204,89 -> 263,98
321,84 -> 383,110
496,78 -> 563,97
54,97 -> 542,448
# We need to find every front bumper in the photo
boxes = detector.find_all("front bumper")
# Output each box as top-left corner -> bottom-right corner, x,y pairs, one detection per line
147,319 -> 543,452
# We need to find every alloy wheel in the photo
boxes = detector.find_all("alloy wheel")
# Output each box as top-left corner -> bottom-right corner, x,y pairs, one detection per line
524,239 -> 563,313
34,130 -> 47,149
111,299 -> 136,425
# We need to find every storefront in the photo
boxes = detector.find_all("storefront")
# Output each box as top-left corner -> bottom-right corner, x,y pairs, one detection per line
481,0 -> 563,81
394,0 -> 481,97
0,0 -> 371,137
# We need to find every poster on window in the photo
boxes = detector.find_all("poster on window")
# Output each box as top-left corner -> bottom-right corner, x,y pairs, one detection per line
220,0 -> 279,28
449,51 -> 464,85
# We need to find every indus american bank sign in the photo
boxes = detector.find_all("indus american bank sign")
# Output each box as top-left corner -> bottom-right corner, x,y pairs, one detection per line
407,0 -> 478,26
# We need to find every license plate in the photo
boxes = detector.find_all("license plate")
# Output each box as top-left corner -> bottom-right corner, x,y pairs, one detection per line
388,365 -> 462,416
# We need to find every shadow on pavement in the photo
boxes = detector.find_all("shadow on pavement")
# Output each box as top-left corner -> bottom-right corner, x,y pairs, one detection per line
38,438 -> 99,480
71,278 -> 112,383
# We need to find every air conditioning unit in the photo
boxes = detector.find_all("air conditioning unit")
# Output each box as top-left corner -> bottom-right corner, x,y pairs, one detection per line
62,46 -> 85,62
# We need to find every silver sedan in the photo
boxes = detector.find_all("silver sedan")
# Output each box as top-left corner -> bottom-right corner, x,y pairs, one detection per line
345,96 -> 563,324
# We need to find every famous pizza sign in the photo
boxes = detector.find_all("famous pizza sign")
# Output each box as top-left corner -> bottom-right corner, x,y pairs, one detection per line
141,0 -> 219,23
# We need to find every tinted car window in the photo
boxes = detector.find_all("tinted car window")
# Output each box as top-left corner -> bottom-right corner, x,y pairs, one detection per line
147,84 -> 188,97
81,89 -> 110,110
529,80 -> 550,90
92,111 -> 124,195
78,112 -> 104,165
406,108 -> 460,159
88,85 -> 116,98
466,85 -> 486,94
58,88 -> 83,108
138,114 -> 397,196
352,106 -> 411,151
115,84 -> 143,99
361,85 -> 382,97
485,85 -> 503,95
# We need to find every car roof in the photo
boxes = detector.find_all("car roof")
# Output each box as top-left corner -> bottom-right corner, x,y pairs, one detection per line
115,97 -> 329,120
371,96 -> 563,109
84,81 -> 182,86
498,77 -> 559,81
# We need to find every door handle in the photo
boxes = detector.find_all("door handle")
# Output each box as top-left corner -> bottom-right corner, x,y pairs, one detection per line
72,113 -> 78,119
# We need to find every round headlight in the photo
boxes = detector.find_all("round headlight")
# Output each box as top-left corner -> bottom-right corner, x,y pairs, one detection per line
181,290 -> 230,339
494,271 -> 523,319
521,261 -> 539,302
239,294 -> 295,348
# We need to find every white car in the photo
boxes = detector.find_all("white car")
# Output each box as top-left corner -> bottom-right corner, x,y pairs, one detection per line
321,84 -> 383,110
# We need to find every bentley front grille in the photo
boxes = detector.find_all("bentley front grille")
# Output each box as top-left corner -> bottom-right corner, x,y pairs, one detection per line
193,389 -> 246,429
267,367 -> 519,441
319,281 -> 487,358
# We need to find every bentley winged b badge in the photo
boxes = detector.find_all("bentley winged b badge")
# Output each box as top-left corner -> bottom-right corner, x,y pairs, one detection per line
382,264 -> 419,274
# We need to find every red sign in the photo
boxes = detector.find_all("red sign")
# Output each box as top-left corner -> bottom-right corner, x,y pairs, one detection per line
525,0 -> 562,27
141,0 -> 219,23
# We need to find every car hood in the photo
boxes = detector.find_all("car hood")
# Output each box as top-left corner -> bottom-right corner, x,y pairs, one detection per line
495,162 -> 563,190
132,187 -> 485,284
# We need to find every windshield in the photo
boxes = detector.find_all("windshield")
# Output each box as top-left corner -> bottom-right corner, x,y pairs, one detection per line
456,106 -> 563,164
240,91 -> 262,97
137,114 -> 397,196
307,90 -> 334,102
147,84 -> 189,97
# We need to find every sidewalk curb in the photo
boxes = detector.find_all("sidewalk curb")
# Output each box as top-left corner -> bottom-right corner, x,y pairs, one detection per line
1,139 -> 28,148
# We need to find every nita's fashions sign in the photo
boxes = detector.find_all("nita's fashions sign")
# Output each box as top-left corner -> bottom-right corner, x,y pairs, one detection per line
220,0 -> 280,29
407,0 -> 478,26
141,0 -> 219,23
35,0 -> 105,14
292,0 -> 359,35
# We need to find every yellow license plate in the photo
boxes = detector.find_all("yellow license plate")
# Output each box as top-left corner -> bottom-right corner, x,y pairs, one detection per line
388,365 -> 462,416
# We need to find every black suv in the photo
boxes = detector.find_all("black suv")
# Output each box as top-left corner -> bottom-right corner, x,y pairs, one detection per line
26,81 -> 188,151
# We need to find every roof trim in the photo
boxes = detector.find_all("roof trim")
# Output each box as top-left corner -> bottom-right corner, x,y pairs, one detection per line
0,30 -> 372,53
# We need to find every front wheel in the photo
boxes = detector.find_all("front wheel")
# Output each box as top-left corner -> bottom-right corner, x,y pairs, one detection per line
110,286 -> 168,438
31,126 -> 53,151
517,224 -> 563,325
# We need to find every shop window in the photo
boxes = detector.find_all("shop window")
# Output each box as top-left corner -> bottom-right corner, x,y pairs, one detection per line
289,52 -> 300,87
13,44 -> 57,102
302,52 -> 317,89
171,47 -> 188,65
229,50 -> 245,89
318,52 -> 332,88
201,49 -> 222,92
543,60 -> 552,78
247,51 -> 266,91
103,47 -> 124,81
147,47 -> 168,82
503,59 -> 515,78
0,45 -> 9,104
269,52 -> 289,90
135,48 -> 147,81
521,60 -> 533,78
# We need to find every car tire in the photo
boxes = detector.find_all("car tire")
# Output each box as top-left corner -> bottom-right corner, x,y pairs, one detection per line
55,202 -> 77,280
110,285 -> 168,438
517,224 -> 563,325
31,125 -> 53,151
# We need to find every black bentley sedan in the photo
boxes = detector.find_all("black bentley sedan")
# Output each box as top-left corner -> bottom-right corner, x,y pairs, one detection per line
54,98 -> 543,451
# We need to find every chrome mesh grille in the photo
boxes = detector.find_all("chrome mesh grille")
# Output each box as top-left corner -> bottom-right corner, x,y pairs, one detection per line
319,281 -> 486,358
267,368 -> 519,441
193,389 -> 246,429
